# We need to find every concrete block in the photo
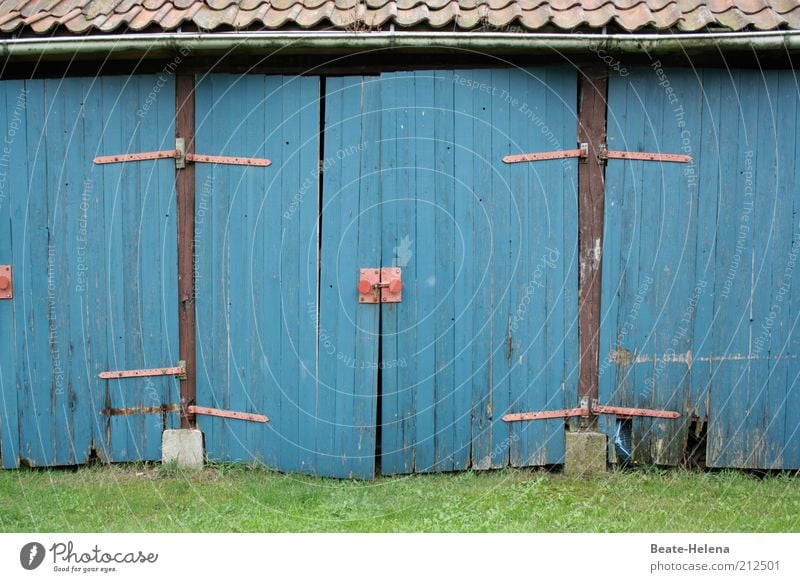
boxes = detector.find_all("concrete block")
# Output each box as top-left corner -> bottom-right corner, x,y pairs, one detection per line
564,431 -> 607,477
162,429 -> 204,470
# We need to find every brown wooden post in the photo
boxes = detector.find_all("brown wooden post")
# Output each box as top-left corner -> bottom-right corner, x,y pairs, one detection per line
577,66 -> 608,428
176,74 -> 196,428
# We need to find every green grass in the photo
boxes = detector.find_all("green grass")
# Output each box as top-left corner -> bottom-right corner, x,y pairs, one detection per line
0,465 -> 797,532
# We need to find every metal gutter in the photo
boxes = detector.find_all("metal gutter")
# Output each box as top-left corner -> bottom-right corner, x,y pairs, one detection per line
1,30 -> 800,57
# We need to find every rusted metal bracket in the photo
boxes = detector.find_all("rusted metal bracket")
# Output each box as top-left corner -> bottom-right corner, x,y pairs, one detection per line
503,143 -> 690,166
94,139 -> 271,168
358,267 -> 403,304
101,403 -> 182,417
188,405 -> 269,423
597,143 -> 691,164
503,398 -> 680,423
0,265 -> 12,299
503,143 -> 588,164
98,361 -> 187,381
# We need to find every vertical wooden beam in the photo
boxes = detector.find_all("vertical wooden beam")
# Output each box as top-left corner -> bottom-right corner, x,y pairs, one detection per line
577,66 -> 608,427
176,74 -> 196,428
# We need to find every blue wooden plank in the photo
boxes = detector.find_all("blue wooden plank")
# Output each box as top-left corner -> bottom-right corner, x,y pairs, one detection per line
318,76 -> 379,478
469,69 -> 494,470
0,81 -> 21,468
261,74 -> 285,470
451,73 -> 474,472
62,77 -> 93,465
84,77 -> 111,462
488,68 -> 512,469
379,71 -> 419,475
689,68 -> 722,424
560,68 -> 580,463
18,79 -> 55,466
411,71 -> 437,473
378,72 -> 402,474
297,76 -> 321,473
351,77 -> 381,479
766,70 -> 796,469
708,71 -> 758,468
750,71 -> 784,469
543,67 -> 576,464
193,73 -> 220,460
432,70 -> 456,472
316,76 -> 344,477
785,68 -> 800,470
511,69 -> 548,466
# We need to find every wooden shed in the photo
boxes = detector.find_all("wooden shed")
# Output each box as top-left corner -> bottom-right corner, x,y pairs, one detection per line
0,0 -> 799,478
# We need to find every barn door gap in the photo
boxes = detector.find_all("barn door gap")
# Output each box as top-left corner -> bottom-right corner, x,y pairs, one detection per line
314,76 -> 327,394
375,292 -> 384,475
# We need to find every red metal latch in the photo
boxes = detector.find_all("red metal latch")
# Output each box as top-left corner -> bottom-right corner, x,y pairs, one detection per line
502,398 -> 680,423
358,267 -> 402,304
0,265 -> 12,300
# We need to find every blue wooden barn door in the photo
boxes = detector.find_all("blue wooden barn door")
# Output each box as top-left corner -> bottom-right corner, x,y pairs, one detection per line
377,69 -> 580,474
194,74 -> 380,478
0,76 -> 179,467
600,68 -> 800,469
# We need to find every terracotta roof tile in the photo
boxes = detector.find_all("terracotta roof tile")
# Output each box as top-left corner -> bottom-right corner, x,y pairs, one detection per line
0,0 -> 798,35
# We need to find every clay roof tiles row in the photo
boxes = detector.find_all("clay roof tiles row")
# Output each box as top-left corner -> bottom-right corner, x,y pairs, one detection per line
0,0 -> 798,34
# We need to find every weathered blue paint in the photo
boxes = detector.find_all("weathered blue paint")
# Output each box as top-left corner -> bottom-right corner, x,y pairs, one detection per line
600,67 -> 800,469
0,76 -> 179,467
377,68 -> 580,474
193,75 -> 330,473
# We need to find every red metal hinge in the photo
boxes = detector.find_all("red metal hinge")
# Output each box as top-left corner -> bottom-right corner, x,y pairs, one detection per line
0,265 -> 12,300
188,405 -> 269,423
503,143 -> 691,165
597,143 -> 691,164
502,399 -> 680,423
98,361 -> 187,380
503,143 -> 588,164
358,267 -> 403,304
93,138 -> 271,168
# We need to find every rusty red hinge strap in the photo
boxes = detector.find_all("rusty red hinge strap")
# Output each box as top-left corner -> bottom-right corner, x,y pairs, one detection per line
503,143 -> 691,165
187,405 -> 269,423
502,399 -> 680,423
600,147 -> 691,163
98,361 -> 186,380
93,151 -> 272,167
93,139 -> 271,167
503,144 -> 588,164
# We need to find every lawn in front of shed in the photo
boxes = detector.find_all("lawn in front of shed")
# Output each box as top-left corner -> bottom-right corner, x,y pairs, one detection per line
0,465 -> 797,532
